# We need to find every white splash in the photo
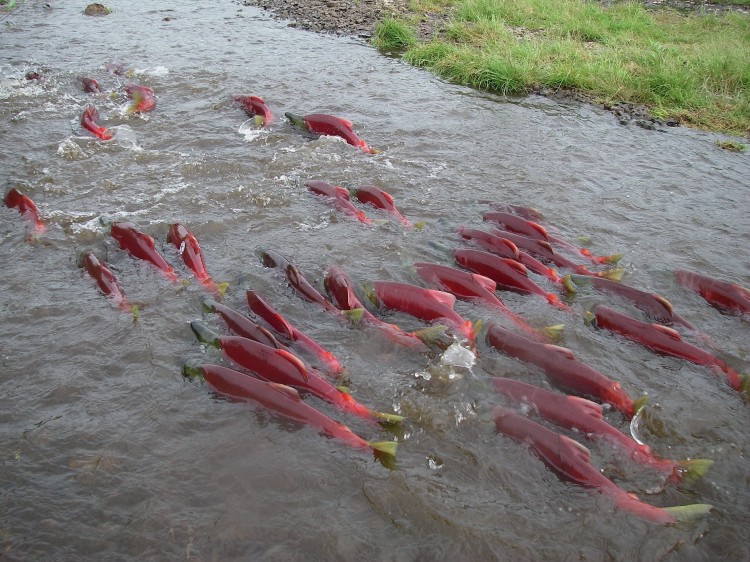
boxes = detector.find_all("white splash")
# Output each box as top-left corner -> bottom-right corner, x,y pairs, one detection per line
238,119 -> 265,142
440,342 -> 476,368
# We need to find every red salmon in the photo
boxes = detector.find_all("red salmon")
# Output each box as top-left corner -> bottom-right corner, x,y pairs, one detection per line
352,186 -> 411,227
485,322 -> 644,417
493,406 -> 712,524
110,222 -> 178,282
81,251 -> 130,311
166,223 -> 215,292
235,95 -> 273,127
80,105 -> 112,140
4,188 -> 45,234
675,269 -> 750,317
124,84 -> 156,113
286,112 -> 378,154
183,363 -> 397,462
305,180 -> 371,224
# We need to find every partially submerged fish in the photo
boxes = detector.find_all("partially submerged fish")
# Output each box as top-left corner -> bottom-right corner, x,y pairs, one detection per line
369,280 -> 475,344
3,187 -> 45,234
190,322 -> 403,424
490,377 -> 711,483
493,406 -> 712,524
454,248 -> 569,311
352,186 -> 412,227
485,322 -> 645,418
124,84 -> 156,113
286,112 -> 379,154
414,262 -> 561,340
166,223 -> 217,293
79,76 -> 101,94
675,269 -> 750,318
324,265 -> 434,351
183,362 -> 397,464
80,251 -> 130,312
110,222 -> 178,283
305,180 -> 371,224
246,289 -> 343,377
80,105 -> 113,140
235,95 -> 273,127
588,304 -> 747,393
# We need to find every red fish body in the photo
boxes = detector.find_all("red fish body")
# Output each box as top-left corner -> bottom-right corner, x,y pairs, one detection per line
324,265 -> 430,351
414,262 -> 546,338
564,274 -> 694,329
590,305 -> 744,392
166,223 -> 215,292
484,210 -> 620,265
246,289 -> 343,376
110,222 -> 178,282
286,112 -> 378,154
675,269 -> 750,317
490,378 -> 708,482
487,202 -> 544,222
183,363 -> 396,460
258,249 -> 343,316
486,226 -> 615,279
81,251 -> 129,311
305,180 -> 371,224
4,188 -> 45,234
80,105 -> 113,140
79,76 -> 101,94
124,84 -> 156,113
456,227 -> 559,283
454,248 -> 568,310
235,95 -> 273,126
493,406 -> 711,524
485,322 -> 640,417
190,323 -> 398,423
370,280 -> 474,343
353,186 -> 411,227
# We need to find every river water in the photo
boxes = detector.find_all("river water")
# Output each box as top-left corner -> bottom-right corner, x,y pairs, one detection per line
1,1 -> 748,560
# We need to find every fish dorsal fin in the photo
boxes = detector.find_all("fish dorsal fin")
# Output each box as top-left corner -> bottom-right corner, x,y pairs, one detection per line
269,382 -> 302,401
275,349 -> 310,381
426,288 -> 456,307
501,239 -> 521,259
544,344 -> 576,359
559,434 -> 592,463
471,273 -> 497,292
504,259 -> 528,276
526,220 -> 549,239
568,396 -> 604,419
539,240 -> 555,253
341,118 -> 353,128
333,185 -> 351,200
379,190 -> 394,205
652,294 -> 674,314
652,324 -> 682,340
249,95 -> 264,103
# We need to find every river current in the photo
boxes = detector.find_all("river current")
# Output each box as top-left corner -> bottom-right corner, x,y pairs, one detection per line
1,1 -> 748,560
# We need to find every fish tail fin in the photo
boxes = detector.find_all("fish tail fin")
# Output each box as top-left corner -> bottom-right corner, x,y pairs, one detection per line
677,458 -> 714,484
593,253 -> 624,265
190,321 -> 219,348
547,293 -> 570,311
181,360 -> 205,381
561,274 -> 578,295
342,307 -> 365,323
411,324 -> 449,346
662,504 -> 713,523
369,410 -> 405,426
541,324 -> 565,341
739,373 -> 750,396
600,268 -> 625,281
632,395 -> 649,415
367,440 -> 397,467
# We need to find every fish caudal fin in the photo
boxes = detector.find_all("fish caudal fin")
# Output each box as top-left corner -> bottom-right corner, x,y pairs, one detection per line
541,324 -> 565,341
368,440 -> 398,467
662,504 -> 713,524
677,458 -> 714,484
369,410 -> 405,426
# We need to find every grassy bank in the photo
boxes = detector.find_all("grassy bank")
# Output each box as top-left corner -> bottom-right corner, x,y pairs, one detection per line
373,0 -> 750,136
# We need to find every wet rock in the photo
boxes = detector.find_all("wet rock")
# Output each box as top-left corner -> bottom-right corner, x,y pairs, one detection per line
83,3 -> 111,16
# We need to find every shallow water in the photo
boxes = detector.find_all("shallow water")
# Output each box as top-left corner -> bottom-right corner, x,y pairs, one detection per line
1,1 -> 748,560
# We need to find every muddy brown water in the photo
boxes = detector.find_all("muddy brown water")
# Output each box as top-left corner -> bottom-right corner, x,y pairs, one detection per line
1,1 -> 748,560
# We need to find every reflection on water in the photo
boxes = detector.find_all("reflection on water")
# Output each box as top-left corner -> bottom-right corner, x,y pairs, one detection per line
1,1 -> 748,560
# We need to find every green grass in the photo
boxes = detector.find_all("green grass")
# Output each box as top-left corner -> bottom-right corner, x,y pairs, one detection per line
373,0 -> 750,135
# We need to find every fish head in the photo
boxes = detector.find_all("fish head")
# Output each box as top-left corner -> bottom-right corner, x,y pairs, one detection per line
284,112 -> 308,130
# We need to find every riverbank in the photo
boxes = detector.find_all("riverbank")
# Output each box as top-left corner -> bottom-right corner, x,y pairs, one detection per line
237,0 -> 750,138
